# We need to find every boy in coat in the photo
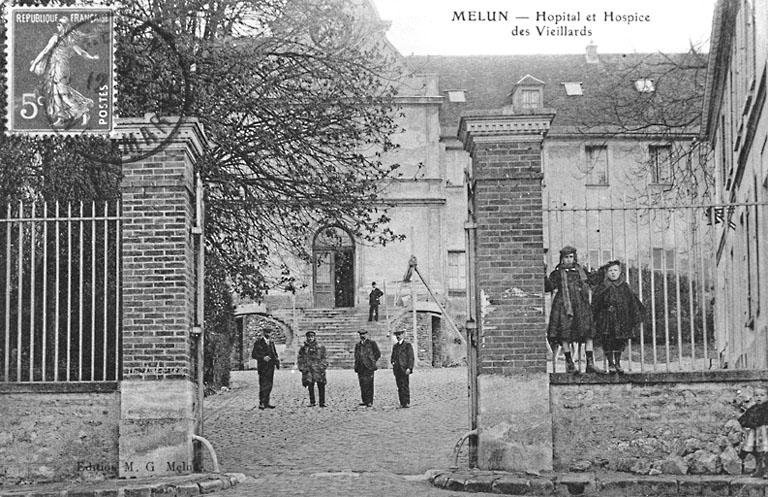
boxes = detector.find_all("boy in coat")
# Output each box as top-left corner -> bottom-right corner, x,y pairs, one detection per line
297,331 -> 328,407
391,329 -> 415,408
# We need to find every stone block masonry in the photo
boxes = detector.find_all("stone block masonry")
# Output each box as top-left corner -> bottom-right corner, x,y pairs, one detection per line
0,389 -> 119,484
551,371 -> 768,476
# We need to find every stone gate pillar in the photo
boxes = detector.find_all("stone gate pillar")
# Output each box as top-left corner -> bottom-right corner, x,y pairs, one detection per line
117,117 -> 208,477
459,110 -> 555,472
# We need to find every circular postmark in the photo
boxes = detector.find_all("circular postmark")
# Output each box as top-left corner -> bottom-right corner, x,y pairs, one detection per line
12,7 -> 192,165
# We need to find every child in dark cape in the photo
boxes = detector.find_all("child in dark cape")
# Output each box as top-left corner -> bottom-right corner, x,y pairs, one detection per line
591,260 -> 645,374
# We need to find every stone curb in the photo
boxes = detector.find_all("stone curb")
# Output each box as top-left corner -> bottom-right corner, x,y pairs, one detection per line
428,470 -> 768,496
0,474 -> 246,497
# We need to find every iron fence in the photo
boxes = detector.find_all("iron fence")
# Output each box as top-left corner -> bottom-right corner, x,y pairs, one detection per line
544,195 -> 764,373
0,201 -> 121,382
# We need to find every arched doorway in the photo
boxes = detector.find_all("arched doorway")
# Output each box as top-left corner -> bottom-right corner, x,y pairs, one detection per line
312,225 -> 355,308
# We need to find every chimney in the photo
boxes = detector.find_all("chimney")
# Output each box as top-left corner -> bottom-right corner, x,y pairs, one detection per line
585,41 -> 599,64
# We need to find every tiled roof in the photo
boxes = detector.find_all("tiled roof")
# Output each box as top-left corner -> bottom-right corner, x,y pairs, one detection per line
405,53 -> 706,136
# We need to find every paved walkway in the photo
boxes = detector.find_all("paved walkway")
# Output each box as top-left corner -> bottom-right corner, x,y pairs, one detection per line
201,367 -> 493,496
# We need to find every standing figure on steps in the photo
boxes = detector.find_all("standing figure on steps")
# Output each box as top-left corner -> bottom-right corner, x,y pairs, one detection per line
546,246 -> 603,374
368,282 -> 383,322
591,260 -> 645,374
297,331 -> 328,407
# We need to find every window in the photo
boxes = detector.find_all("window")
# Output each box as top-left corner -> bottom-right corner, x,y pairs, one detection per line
720,116 -> 728,187
652,248 -> 675,270
447,251 -> 466,290
634,79 -> 655,93
315,253 -> 331,284
585,145 -> 608,185
447,90 -> 466,103
745,208 -> 753,320
520,89 -> 541,109
587,250 -> 613,269
562,82 -> 583,96
649,145 -> 672,184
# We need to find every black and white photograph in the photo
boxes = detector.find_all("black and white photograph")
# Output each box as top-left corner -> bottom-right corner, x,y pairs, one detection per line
1,0 -> 766,495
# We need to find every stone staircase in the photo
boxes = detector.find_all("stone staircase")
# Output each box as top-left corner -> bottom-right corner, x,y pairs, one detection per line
296,307 -> 393,369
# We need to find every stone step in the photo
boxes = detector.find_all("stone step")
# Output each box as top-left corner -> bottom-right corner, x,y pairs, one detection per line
292,306 -> 398,369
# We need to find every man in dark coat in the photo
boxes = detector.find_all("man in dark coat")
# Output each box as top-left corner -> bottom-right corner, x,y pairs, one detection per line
251,329 -> 280,409
353,329 -> 380,407
391,329 -> 415,408
297,330 -> 328,407
368,282 -> 384,322
592,260 -> 645,374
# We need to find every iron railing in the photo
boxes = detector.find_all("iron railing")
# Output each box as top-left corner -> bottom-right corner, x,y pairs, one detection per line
544,196 -> 765,372
0,201 -> 120,382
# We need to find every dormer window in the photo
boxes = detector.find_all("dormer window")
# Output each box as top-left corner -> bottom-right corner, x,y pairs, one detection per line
634,79 -> 655,93
520,89 -> 541,108
511,74 -> 545,111
447,90 -> 466,103
562,82 -> 583,96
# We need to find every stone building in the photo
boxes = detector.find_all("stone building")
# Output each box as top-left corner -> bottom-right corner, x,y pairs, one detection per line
240,21 -> 706,371
704,0 -> 768,369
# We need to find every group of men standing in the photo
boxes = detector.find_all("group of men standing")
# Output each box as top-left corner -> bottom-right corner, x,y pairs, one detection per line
250,325 -> 415,410
353,328 -> 414,408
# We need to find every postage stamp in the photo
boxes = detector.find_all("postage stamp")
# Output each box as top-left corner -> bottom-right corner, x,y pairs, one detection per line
5,6 -> 115,136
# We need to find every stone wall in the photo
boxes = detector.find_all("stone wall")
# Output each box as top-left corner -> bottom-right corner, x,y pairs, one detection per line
0,388 -> 119,484
239,314 -> 292,369
390,311 -> 466,367
551,371 -> 768,476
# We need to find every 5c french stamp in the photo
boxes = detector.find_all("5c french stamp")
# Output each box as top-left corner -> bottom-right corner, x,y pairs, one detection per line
5,6 -> 115,136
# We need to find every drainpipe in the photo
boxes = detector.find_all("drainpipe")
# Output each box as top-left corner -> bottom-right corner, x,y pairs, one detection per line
465,202 -> 479,467
192,174 -> 206,471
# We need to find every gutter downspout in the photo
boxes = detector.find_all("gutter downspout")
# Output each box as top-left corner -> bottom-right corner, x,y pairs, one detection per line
465,179 -> 479,468
192,174 -> 207,471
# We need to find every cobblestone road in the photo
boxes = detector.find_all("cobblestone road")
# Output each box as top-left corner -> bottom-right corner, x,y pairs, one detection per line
202,367 -> 495,496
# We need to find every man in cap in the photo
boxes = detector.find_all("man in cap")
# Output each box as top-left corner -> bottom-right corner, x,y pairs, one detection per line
353,329 -> 380,407
368,282 -> 384,322
251,328 -> 280,409
297,330 -> 328,407
391,330 -> 415,408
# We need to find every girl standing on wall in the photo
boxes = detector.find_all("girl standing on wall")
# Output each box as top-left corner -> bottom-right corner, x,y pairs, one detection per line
546,246 -> 603,374
591,260 -> 645,374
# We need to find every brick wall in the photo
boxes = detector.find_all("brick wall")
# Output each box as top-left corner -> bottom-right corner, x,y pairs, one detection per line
0,390 -> 118,483
551,372 -> 768,476
472,140 -> 546,375
460,112 -> 555,472
121,147 -> 196,380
